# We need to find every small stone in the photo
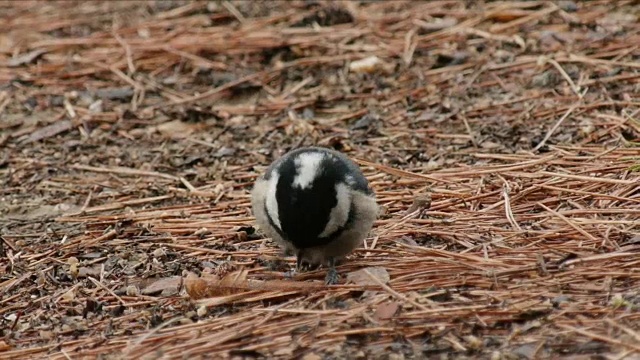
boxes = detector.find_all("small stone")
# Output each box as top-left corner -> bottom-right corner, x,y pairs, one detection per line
179,317 -> 194,325
152,248 -> 166,258
301,353 -> 322,360
463,335 -> 483,350
531,70 -> 558,88
558,1 -> 578,12
126,285 -> 140,296
39,330 -> 54,340
349,56 -> 383,73
69,263 -> 79,278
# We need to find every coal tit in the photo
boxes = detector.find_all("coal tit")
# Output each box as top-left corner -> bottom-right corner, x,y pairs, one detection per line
251,146 -> 378,284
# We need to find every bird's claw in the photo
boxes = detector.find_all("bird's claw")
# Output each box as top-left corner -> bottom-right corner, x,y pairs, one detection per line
324,267 -> 339,285
265,258 -> 289,272
324,257 -> 339,285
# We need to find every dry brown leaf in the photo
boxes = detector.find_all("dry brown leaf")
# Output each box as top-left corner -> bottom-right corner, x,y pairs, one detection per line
186,269 -> 324,301
218,269 -> 249,292
77,265 -> 101,278
0,340 -> 11,351
373,301 -> 400,321
405,194 -> 432,215
184,269 -> 249,299
141,276 -> 182,296
273,345 -> 295,357
346,266 -> 390,286
59,287 -> 76,302
301,353 -> 322,360
26,120 -> 74,143
153,120 -> 201,139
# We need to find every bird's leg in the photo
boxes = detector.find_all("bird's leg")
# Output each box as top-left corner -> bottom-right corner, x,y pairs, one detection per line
281,248 -> 301,279
296,250 -> 304,271
266,247 -> 295,274
265,258 -> 288,272
324,257 -> 339,285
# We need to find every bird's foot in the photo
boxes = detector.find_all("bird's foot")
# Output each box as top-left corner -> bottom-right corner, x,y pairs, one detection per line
324,267 -> 339,285
295,251 -> 319,272
265,258 -> 289,272
283,268 -> 297,279
324,257 -> 339,285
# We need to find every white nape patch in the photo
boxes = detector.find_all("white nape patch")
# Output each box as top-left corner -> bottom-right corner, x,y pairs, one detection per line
265,173 -> 281,230
292,152 -> 325,189
319,182 -> 351,238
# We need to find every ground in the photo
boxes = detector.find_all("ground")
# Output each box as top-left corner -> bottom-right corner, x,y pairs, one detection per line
1,1 -> 640,359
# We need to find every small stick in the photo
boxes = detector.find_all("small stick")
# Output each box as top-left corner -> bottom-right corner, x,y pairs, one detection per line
533,100 -> 582,152
537,202 -> 598,243
88,276 -> 126,306
363,269 -> 429,311
540,171 -> 636,185
557,324 -> 640,353
71,164 -> 180,181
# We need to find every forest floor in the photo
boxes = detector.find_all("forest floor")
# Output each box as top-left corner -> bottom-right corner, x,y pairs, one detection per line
1,1 -> 639,359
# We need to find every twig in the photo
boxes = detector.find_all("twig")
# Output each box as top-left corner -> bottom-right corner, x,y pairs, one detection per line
557,324 -> 640,353
71,164 -> 180,181
363,269 -> 430,311
533,99 -> 583,151
88,276 -> 126,306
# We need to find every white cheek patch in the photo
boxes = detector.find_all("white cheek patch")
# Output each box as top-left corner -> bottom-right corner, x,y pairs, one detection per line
292,152 -> 325,189
319,182 -> 351,238
265,173 -> 281,230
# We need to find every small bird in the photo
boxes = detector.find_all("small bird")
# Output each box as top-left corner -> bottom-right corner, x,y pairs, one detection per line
251,146 -> 378,284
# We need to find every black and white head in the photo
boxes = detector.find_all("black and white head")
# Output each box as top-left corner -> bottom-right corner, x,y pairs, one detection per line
251,146 -> 378,283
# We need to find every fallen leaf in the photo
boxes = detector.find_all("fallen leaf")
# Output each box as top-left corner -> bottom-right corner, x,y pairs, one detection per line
373,301 -> 400,321
185,270 -> 322,301
184,269 -> 249,299
346,266 -> 390,286
405,194 -> 432,215
77,265 -> 101,278
39,330 -> 55,340
26,120 -> 73,143
274,346 -> 295,357
301,353 -> 322,360
214,146 -> 236,157
0,340 -> 11,351
141,276 -> 182,296
59,287 -> 76,302
511,342 -> 538,360
463,335 -> 483,350
398,237 -> 418,246
153,120 -> 200,139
